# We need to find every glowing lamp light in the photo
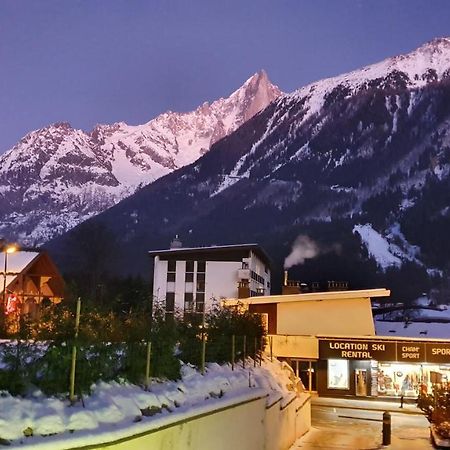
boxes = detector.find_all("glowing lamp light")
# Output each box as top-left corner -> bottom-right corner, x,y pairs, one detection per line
3,243 -> 18,315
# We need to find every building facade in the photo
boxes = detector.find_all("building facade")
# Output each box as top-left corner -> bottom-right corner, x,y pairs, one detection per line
225,289 -> 450,399
149,243 -> 271,314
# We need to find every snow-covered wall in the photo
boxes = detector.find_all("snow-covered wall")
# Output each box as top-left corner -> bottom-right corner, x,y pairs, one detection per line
84,392 -> 310,450
2,359 -> 310,450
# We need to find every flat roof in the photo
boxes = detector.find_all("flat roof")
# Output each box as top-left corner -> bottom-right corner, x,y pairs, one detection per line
148,243 -> 272,267
270,333 -> 450,344
223,288 -> 390,306
318,334 -> 450,344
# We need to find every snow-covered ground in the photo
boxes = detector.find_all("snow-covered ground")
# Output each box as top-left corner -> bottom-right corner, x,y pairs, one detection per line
354,224 -> 403,269
0,358 -> 302,448
376,319 -> 450,339
292,398 -> 432,449
375,301 -> 450,338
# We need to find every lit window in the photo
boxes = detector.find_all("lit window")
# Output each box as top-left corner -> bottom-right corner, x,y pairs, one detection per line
327,359 -> 349,390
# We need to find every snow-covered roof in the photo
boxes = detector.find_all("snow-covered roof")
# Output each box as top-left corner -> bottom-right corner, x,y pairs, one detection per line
374,303 -> 450,339
375,320 -> 450,339
318,333 -> 450,343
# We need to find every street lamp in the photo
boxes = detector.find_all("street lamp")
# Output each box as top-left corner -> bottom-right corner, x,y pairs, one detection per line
2,244 -> 17,311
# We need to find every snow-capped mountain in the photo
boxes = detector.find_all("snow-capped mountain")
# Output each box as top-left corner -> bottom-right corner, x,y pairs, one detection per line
0,70 -> 281,244
48,38 -> 450,302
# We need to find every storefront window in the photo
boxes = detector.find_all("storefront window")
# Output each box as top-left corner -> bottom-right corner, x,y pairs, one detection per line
328,359 -> 349,389
377,363 -> 450,397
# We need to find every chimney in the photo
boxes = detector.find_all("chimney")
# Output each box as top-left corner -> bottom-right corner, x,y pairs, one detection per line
282,270 -> 302,295
170,235 -> 183,249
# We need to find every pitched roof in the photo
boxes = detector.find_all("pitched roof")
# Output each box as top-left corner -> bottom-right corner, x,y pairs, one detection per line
0,251 -> 40,293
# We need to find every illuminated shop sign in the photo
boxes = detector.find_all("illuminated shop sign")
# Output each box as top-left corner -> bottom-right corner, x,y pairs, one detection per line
427,343 -> 450,363
319,339 -> 450,363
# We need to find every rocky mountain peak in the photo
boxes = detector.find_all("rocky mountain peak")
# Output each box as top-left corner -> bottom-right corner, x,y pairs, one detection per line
419,37 -> 450,51
0,71 -> 282,245
218,70 -> 282,126
51,121 -> 73,130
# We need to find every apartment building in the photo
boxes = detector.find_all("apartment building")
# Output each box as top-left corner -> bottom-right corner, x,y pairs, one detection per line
149,241 -> 271,314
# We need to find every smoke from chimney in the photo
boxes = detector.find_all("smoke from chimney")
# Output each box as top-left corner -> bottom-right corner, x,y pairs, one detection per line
284,235 -> 319,269
284,235 -> 342,269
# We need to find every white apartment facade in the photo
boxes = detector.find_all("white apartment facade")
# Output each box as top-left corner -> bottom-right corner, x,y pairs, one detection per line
149,243 -> 271,314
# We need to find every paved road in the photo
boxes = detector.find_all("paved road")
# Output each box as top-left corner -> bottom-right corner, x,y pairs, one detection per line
292,404 -> 433,449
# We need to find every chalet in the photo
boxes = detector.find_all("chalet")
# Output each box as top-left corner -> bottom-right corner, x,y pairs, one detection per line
0,249 -> 64,319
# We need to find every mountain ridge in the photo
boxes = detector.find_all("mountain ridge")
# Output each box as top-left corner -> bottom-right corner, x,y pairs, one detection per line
46,38 -> 450,302
0,70 -> 281,244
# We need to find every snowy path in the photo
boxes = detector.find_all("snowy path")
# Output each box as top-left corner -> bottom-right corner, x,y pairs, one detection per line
292,403 -> 432,449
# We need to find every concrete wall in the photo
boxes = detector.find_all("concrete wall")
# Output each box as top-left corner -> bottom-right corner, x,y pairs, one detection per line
269,335 -> 319,359
277,297 -> 375,336
77,393 -> 310,450
206,260 -> 241,305
152,256 -> 167,302
264,394 -> 311,450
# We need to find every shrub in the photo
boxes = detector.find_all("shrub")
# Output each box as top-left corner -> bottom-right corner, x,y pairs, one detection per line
418,384 -> 450,429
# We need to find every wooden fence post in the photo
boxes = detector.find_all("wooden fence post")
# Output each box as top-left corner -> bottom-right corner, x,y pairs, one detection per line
231,334 -> 235,371
201,306 -> 206,375
145,341 -> 152,390
269,335 -> 273,362
260,336 -> 263,366
69,297 -> 81,404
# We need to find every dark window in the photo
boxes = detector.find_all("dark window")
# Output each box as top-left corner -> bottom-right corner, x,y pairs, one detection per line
186,260 -> 194,272
196,302 -> 205,313
197,281 -> 205,292
184,287 -> 194,311
196,292 -> 205,303
197,261 -> 206,272
185,272 -> 194,282
168,260 -> 176,272
167,272 -> 176,282
166,292 -> 175,311
197,273 -> 205,282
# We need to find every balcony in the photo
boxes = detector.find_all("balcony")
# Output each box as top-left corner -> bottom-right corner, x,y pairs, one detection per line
238,268 -> 250,280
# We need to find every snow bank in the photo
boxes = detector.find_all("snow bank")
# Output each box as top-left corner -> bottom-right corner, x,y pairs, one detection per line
0,358 -> 301,448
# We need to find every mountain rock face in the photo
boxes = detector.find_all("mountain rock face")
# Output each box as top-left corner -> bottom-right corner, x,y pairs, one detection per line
48,38 -> 450,300
0,70 -> 281,244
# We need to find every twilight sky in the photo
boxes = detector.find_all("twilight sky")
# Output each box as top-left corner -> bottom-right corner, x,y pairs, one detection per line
1,0 -> 449,153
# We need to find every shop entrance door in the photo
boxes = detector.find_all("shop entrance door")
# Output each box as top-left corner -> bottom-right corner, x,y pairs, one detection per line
295,360 -> 317,392
355,369 -> 368,396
